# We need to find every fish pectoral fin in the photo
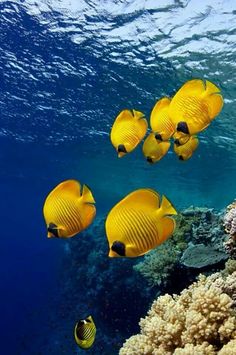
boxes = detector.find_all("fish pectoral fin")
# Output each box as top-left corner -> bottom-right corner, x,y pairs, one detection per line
160,216 -> 176,243
161,195 -> 177,216
81,184 -> 95,204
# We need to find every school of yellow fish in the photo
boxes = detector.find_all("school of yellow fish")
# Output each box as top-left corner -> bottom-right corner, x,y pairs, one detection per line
42,79 -> 223,349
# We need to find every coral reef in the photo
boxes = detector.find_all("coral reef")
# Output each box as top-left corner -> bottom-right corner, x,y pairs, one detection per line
134,207 -> 227,288
120,263 -> 236,354
223,201 -> 236,258
181,243 -> 227,268
133,236 -> 186,288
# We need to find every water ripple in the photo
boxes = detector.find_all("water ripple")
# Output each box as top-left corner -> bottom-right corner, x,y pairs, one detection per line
0,0 -> 235,151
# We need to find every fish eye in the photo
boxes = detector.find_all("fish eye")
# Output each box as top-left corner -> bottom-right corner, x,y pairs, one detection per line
86,318 -> 92,323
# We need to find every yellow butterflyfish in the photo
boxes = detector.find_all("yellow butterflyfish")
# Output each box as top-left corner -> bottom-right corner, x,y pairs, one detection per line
105,189 -> 177,258
142,132 -> 170,164
174,135 -> 199,161
150,97 -> 175,141
169,79 -> 223,136
74,315 -> 96,350
43,180 -> 96,238
110,109 -> 147,157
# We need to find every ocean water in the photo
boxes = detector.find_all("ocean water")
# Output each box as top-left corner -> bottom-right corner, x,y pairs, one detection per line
0,1 -> 236,354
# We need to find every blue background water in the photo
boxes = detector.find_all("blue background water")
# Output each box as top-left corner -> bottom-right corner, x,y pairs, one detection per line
0,1 -> 236,354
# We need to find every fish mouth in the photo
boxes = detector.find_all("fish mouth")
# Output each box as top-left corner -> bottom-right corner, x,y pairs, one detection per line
118,151 -> 126,158
108,249 -> 118,257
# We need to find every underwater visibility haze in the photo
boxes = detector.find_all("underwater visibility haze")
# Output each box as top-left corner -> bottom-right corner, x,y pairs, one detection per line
1,0 -> 236,354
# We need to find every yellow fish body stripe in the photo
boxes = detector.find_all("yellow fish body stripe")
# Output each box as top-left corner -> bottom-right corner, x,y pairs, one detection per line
112,207 -> 159,254
47,195 -> 83,236
174,96 -> 209,133
112,122 -> 141,149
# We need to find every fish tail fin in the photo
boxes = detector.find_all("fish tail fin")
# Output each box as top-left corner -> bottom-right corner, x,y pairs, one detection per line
205,80 -> 221,95
161,216 -> 176,242
160,195 -> 177,216
132,109 -> 145,120
82,184 -> 95,204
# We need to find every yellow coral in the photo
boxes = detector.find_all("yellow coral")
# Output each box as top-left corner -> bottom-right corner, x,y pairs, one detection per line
218,339 -> 236,354
174,342 -> 215,355
119,269 -> 236,354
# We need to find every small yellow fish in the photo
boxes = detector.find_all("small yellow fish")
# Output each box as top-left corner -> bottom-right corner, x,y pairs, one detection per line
150,97 -> 175,141
110,109 -> 148,157
173,132 -> 191,146
43,180 -> 96,238
169,79 -> 223,135
105,189 -> 177,258
174,135 -> 199,161
142,132 -> 170,164
74,315 -> 96,350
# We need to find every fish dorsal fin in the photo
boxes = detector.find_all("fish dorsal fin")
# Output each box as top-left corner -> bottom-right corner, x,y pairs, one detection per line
176,79 -> 205,96
121,189 -> 161,209
82,184 -> 95,204
160,195 -> 177,216
151,97 -> 171,120
54,179 -> 81,198
160,216 -> 176,243
114,109 -> 136,124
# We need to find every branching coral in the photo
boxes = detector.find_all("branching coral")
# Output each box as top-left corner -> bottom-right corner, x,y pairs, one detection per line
120,267 -> 236,355
224,201 -> 236,258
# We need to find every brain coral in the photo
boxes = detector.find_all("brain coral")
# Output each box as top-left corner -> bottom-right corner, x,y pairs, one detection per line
120,267 -> 236,354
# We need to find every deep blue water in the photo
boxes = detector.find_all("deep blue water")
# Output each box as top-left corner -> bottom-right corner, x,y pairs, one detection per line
1,1 -> 236,354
